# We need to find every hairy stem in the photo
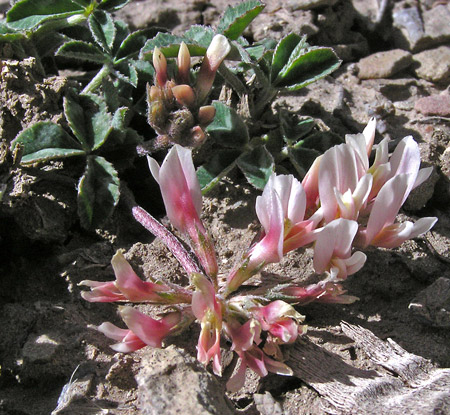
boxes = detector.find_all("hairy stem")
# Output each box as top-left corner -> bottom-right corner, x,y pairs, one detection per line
81,64 -> 110,95
132,206 -> 204,278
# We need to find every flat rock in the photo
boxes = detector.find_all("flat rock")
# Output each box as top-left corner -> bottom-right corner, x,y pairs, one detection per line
357,49 -> 413,79
409,277 -> 450,328
393,4 -> 450,51
392,6 -> 425,51
136,346 -> 234,415
423,4 -> 450,46
413,46 -> 450,84
415,92 -> 450,117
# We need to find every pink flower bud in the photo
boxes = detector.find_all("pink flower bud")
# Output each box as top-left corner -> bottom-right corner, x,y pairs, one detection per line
197,105 -> 216,125
171,84 -> 196,108
177,42 -> 191,85
196,34 -> 231,103
153,46 -> 168,87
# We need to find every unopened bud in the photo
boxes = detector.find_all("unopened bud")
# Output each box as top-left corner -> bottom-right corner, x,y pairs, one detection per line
172,84 -> 196,108
147,84 -> 167,131
197,105 -> 216,125
177,42 -> 191,85
148,84 -> 163,102
153,47 -> 168,87
205,34 -> 231,72
190,126 -> 206,147
196,35 -> 231,103
164,80 -> 176,103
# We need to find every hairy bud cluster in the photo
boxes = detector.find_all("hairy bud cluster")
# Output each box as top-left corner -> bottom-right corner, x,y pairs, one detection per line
145,36 -> 230,151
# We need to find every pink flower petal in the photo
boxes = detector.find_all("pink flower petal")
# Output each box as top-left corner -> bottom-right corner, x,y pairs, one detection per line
119,307 -> 179,348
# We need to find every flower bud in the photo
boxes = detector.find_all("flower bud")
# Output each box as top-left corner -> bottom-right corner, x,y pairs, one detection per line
190,126 -> 206,147
153,46 -> 168,87
172,84 -> 196,108
197,105 -> 216,125
177,42 -> 191,85
196,34 -> 231,103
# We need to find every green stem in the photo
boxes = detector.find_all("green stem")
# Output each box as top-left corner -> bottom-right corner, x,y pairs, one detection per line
81,64 -> 110,95
201,159 -> 238,195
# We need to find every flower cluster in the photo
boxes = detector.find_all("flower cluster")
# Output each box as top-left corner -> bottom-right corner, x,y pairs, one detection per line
145,35 -> 230,151
81,119 -> 436,390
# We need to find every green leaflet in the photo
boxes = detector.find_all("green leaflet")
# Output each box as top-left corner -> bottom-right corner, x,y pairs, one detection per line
6,0 -> 84,30
56,40 -> 106,63
77,155 -> 120,229
89,10 -> 116,52
237,145 -> 274,190
11,122 -> 84,165
206,101 -> 249,149
217,0 -> 265,40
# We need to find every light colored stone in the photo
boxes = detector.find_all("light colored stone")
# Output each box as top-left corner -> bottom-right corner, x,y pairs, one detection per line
393,4 -> 450,51
136,346 -> 234,415
357,49 -> 413,79
393,7 -> 425,51
413,46 -> 450,84
423,4 -> 450,45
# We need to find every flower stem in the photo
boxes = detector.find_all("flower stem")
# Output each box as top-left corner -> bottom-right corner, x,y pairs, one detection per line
132,206 -> 204,278
81,64 -> 110,95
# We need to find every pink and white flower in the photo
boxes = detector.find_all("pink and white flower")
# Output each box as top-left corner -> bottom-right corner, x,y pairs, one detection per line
95,307 -> 181,352
149,144 -> 218,278
191,274 -> 223,375
80,250 -> 191,303
313,219 -> 366,279
250,300 -> 304,344
196,34 -> 231,103
355,173 -> 437,248
226,346 -> 293,392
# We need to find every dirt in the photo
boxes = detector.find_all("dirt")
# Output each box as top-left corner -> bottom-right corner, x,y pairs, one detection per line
1,1 -> 450,414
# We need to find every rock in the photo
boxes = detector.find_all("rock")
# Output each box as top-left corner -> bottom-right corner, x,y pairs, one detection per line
136,346 -> 234,415
288,0 -> 338,10
415,92 -> 450,117
392,7 -> 426,51
351,0 -> 390,32
114,0 -> 202,33
413,46 -> 450,84
404,166 -> 439,211
423,4 -> 450,47
254,392 -> 284,415
409,277 -> 450,328
357,49 -> 413,79
22,333 -> 60,363
393,4 -> 450,51
251,6 -> 318,41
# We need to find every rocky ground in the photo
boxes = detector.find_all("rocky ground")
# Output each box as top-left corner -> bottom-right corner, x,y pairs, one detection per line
0,0 -> 449,414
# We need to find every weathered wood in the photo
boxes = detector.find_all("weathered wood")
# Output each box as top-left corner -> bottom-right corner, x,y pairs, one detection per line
287,322 -> 450,414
